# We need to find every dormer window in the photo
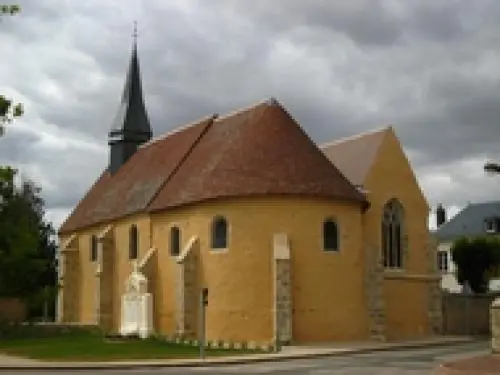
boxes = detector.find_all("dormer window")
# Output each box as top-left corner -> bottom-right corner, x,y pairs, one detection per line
485,217 -> 500,233
486,219 -> 495,233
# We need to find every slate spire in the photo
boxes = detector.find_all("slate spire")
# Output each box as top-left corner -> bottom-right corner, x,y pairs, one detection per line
108,22 -> 152,174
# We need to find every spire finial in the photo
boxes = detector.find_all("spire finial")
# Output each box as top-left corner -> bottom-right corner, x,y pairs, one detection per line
132,20 -> 138,43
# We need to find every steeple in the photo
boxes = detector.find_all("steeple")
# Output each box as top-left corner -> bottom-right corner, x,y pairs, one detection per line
108,22 -> 152,174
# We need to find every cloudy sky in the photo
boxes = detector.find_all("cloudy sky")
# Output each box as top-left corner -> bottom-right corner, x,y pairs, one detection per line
1,0 -> 500,231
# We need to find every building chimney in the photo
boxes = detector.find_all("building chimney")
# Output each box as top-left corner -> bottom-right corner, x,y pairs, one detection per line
436,203 -> 446,227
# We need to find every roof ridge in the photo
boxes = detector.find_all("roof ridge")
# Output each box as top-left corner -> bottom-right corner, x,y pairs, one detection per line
467,200 -> 500,206
434,206 -> 468,234
143,97 -> 280,148
320,125 -> 391,149
144,115 -> 218,210
140,113 -> 219,148
213,96 -> 279,123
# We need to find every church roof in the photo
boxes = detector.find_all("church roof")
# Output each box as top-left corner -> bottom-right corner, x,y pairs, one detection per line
320,127 -> 390,186
59,99 -> 367,234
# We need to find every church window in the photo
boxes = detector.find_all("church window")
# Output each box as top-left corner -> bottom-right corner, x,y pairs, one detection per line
381,199 -> 405,269
129,225 -> 139,260
211,216 -> 228,249
170,226 -> 181,256
90,235 -> 98,262
323,219 -> 339,251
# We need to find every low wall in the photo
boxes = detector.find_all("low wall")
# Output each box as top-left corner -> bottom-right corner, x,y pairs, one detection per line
442,292 -> 500,335
0,298 -> 26,323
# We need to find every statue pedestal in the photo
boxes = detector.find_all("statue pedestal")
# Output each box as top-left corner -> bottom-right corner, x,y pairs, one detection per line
119,266 -> 153,339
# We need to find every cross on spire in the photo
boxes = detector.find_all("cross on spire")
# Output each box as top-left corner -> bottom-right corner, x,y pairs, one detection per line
132,20 -> 138,43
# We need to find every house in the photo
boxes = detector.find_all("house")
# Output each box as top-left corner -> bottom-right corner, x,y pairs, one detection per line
433,201 -> 500,293
57,40 -> 442,345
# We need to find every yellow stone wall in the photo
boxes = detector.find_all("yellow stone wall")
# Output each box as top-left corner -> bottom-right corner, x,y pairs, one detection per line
66,216 -> 151,329
363,128 -> 435,340
60,129 -> 435,343
77,230 -> 98,324
151,197 -> 368,343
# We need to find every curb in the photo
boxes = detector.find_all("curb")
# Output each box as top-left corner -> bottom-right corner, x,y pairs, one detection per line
0,338 -> 486,371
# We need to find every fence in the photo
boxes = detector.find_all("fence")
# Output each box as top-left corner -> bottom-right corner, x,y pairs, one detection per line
441,291 -> 500,335
0,298 -> 26,323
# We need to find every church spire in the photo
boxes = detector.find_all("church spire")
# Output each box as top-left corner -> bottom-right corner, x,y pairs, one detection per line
108,22 -> 152,174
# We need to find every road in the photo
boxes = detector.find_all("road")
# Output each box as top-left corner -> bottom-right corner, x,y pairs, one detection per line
1,341 -> 490,375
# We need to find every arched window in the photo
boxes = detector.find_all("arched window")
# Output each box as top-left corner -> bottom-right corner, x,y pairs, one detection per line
170,226 -> 181,256
90,235 -> 98,262
129,225 -> 138,260
381,199 -> 405,268
211,216 -> 228,249
323,219 -> 339,251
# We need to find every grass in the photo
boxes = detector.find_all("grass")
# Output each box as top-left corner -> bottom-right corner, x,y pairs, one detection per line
0,331 -> 256,362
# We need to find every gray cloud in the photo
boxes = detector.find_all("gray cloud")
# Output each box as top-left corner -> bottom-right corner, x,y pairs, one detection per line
2,0 -> 500,228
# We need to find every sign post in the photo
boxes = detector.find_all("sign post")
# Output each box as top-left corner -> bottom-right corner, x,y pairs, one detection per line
199,288 -> 208,360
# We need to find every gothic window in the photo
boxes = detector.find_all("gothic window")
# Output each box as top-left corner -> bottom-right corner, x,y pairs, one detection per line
211,216 -> 228,249
90,235 -> 98,262
323,219 -> 339,251
170,226 -> 181,256
381,199 -> 405,269
129,224 -> 138,260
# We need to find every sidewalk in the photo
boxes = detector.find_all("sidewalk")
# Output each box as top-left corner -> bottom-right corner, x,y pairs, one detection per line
0,336 -> 483,370
436,354 -> 500,375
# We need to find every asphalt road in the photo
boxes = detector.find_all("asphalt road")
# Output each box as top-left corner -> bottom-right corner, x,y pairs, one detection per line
0,341 -> 490,375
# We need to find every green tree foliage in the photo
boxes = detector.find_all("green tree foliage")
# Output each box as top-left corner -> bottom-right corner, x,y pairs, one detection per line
0,4 -> 23,135
0,167 -> 58,319
451,236 -> 500,293
0,4 -> 20,14
0,96 -> 23,133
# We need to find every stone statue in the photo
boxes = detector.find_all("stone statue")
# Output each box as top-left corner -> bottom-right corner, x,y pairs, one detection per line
119,261 -> 153,338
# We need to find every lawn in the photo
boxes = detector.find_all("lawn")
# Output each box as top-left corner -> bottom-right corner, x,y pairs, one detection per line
0,332 -> 254,362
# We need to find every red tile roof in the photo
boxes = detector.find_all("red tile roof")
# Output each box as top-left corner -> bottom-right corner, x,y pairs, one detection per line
59,99 -> 366,234
59,116 -> 215,233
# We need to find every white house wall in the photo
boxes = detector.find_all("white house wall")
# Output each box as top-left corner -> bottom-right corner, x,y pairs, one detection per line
438,241 -> 500,293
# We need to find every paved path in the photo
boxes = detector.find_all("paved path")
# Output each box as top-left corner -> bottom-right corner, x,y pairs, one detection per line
1,341 -> 489,374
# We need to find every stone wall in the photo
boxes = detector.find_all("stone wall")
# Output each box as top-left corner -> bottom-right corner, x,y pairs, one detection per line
61,249 -> 81,323
176,237 -> 199,339
99,236 -> 115,332
273,233 -> 292,345
426,237 -> 443,335
364,244 -> 386,341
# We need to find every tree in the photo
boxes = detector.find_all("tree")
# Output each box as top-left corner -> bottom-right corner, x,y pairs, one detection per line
0,4 -> 23,135
451,236 -> 500,293
0,4 -> 20,14
0,167 -> 58,320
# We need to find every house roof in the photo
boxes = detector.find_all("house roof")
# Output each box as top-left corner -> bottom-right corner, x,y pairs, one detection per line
433,201 -> 500,241
320,127 -> 390,186
59,99 -> 367,234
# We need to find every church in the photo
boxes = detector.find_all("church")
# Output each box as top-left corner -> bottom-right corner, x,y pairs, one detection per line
57,39 -> 442,345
